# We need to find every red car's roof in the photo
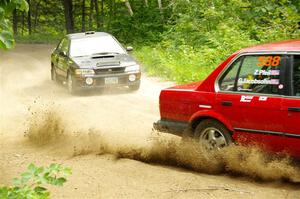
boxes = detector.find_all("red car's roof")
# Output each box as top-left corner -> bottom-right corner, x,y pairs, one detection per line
238,40 -> 300,53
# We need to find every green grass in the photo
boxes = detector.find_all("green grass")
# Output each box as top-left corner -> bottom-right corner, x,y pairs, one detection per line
133,31 -> 261,84
134,45 -> 235,84
15,33 -> 62,44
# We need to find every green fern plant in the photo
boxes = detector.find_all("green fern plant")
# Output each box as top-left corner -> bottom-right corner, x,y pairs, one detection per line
0,163 -> 72,199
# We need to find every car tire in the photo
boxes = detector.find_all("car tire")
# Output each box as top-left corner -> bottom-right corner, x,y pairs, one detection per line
129,83 -> 140,91
194,119 -> 233,150
51,66 -> 58,82
67,73 -> 77,95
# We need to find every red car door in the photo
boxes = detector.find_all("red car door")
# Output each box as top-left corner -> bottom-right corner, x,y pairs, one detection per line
282,55 -> 300,157
282,98 -> 300,157
216,54 -> 288,152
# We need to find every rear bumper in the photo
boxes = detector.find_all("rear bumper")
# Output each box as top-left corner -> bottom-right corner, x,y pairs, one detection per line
153,119 -> 189,137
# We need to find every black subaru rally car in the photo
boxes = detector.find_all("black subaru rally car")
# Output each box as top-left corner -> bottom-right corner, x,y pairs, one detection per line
51,31 -> 141,94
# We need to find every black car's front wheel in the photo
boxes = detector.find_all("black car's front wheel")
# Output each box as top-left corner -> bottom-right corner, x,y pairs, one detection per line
67,73 -> 77,94
51,66 -> 57,82
194,119 -> 233,150
128,82 -> 140,91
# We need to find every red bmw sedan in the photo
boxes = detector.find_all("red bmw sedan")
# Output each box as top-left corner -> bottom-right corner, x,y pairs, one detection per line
154,40 -> 300,158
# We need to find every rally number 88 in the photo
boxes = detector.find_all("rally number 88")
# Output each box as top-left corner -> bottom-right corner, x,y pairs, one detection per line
257,56 -> 281,67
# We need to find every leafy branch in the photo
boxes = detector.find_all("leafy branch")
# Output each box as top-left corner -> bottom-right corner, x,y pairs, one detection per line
0,0 -> 28,49
0,163 -> 72,199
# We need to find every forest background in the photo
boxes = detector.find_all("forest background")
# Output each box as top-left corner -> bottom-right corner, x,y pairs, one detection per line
1,0 -> 300,83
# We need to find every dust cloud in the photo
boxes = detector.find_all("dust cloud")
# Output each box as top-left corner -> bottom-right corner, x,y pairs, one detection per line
25,109 -> 300,183
2,44 -> 299,198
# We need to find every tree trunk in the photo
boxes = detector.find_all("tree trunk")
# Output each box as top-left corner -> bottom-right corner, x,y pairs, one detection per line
157,0 -> 164,20
89,0 -> 94,30
108,0 -> 112,30
94,0 -> 100,29
124,0 -> 133,16
113,0 -> 116,17
144,0 -> 148,7
21,12 -> 25,36
82,0 -> 86,31
62,0 -> 74,33
27,0 -> 32,35
33,1 -> 41,33
13,9 -> 18,35
101,0 -> 104,28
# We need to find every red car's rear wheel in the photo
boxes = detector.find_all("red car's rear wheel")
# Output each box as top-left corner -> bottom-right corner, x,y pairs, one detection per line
194,119 -> 233,150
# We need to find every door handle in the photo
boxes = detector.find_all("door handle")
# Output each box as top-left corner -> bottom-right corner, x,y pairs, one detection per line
288,107 -> 300,112
222,101 -> 232,106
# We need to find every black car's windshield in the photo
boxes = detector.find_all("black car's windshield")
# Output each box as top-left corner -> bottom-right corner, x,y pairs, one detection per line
69,36 -> 126,57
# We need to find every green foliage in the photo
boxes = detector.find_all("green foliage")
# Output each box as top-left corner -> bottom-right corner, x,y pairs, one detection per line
15,33 -> 62,44
0,0 -> 28,49
0,163 -> 72,199
165,0 -> 299,48
135,45 -> 226,83
135,0 -> 300,83
108,0 -> 168,44
9,0 -> 300,83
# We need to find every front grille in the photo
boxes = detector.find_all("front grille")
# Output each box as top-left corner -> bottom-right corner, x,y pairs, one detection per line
94,67 -> 125,75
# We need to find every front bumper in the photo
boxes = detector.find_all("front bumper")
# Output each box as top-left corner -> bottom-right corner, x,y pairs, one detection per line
153,119 -> 189,137
74,72 -> 141,89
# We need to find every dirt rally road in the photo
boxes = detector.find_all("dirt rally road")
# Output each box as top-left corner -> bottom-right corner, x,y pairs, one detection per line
1,44 -> 300,199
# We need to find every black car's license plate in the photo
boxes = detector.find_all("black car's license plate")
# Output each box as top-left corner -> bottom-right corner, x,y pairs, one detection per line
105,77 -> 118,84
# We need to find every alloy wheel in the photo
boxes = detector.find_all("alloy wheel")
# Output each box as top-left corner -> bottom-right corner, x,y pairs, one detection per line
199,127 -> 228,150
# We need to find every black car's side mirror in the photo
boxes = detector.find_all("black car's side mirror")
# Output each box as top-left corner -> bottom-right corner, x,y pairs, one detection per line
126,46 -> 133,52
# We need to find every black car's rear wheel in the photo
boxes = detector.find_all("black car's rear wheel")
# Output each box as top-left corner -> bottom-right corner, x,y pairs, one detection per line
67,73 -> 77,94
194,119 -> 233,150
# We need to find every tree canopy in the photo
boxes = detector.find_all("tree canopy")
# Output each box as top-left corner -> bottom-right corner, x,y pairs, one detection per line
1,0 -> 299,47
0,0 -> 28,49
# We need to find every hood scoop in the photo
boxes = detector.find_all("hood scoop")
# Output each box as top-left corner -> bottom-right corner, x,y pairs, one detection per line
96,59 -> 120,67
92,55 -> 115,59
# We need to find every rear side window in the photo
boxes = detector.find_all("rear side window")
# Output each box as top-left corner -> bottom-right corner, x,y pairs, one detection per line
219,58 -> 241,91
219,54 -> 284,95
61,39 -> 69,55
293,55 -> 300,96
57,38 -> 69,55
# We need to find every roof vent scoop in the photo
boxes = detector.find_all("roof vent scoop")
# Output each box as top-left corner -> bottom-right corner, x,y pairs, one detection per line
85,31 -> 95,35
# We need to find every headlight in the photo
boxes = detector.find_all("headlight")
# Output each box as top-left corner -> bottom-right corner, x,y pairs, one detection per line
75,69 -> 95,75
85,77 -> 94,85
129,74 -> 136,81
125,64 -> 140,72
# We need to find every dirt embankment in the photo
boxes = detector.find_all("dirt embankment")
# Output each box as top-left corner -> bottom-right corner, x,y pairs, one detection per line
1,44 -> 300,199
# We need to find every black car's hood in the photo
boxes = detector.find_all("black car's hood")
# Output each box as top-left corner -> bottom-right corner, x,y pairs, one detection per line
72,53 -> 136,68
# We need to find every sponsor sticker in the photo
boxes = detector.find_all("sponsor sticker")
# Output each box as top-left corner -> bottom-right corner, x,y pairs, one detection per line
240,95 -> 254,102
238,78 -> 280,85
254,70 -> 280,76
259,96 -> 268,101
270,70 -> 280,75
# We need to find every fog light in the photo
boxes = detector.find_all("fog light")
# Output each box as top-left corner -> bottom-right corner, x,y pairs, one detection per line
86,77 -> 93,85
129,74 -> 136,82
